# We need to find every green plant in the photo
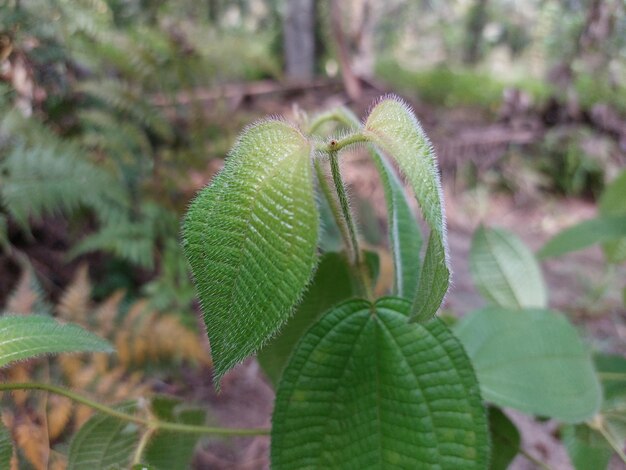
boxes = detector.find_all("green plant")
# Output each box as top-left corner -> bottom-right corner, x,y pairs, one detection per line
0,96 -> 615,468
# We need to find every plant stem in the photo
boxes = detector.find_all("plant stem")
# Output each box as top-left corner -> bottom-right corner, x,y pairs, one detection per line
314,159 -> 352,254
0,382 -> 269,436
132,427 -> 156,465
518,447 -> 554,470
328,150 -> 374,300
318,132 -> 369,153
589,416 -> 626,465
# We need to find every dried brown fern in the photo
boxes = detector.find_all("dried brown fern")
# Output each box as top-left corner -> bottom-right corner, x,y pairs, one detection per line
1,265 -> 207,467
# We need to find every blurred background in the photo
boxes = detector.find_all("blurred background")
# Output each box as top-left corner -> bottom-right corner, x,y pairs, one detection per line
0,0 -> 625,468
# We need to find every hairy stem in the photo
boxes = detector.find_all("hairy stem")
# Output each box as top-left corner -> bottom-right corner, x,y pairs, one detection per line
328,150 -> 374,300
314,159 -> 352,254
308,110 -> 356,135
0,382 -> 270,436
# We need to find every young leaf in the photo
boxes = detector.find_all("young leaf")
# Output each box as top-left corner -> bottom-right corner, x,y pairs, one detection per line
0,314 -> 113,368
0,420 -> 13,470
370,151 -> 423,300
68,402 -> 139,470
364,97 -> 449,321
470,226 -> 547,309
538,216 -> 626,259
257,252 -> 355,386
488,407 -> 520,470
183,120 -> 319,383
454,307 -> 601,422
562,424 -> 613,470
144,397 -> 205,470
599,169 -> 626,263
331,106 -> 423,299
272,297 -> 489,469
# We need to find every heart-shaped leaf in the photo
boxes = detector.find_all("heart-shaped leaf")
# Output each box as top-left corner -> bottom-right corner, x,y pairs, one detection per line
183,120 -> 319,382
272,297 -> 489,469
454,307 -> 601,422
470,226 -> 547,309
364,97 -> 449,321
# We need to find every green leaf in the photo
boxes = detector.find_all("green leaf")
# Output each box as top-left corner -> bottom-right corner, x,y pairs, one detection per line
183,120 -> 319,383
68,402 -> 139,470
562,424 -> 613,470
538,216 -> 626,259
454,307 -> 601,422
257,252 -> 356,386
364,97 -> 449,321
271,297 -> 489,469
144,396 -> 205,470
599,169 -> 626,263
371,150 -> 423,299
0,314 -> 113,369
0,420 -> 13,470
488,407 -> 520,470
470,226 -> 547,309
594,354 -> 626,442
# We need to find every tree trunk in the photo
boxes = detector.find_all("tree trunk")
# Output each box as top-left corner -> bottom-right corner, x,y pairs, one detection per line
283,0 -> 315,81
463,0 -> 489,65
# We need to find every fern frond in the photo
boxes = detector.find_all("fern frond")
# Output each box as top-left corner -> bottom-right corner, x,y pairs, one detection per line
57,264 -> 92,324
14,418 -> 46,470
47,395 -> 73,441
78,79 -> 173,141
6,265 -> 49,315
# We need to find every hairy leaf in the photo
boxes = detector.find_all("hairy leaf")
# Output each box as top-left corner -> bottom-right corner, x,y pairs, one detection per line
0,420 -> 12,470
364,97 -> 449,321
371,150 -> 423,299
0,314 -> 113,368
562,424 -> 613,470
455,307 -> 601,422
144,397 -> 205,470
332,106 -> 423,298
599,169 -> 626,263
183,120 -> 319,382
272,297 -> 489,469
470,226 -> 547,309
68,402 -> 139,470
538,216 -> 626,259
257,252 -> 355,386
488,407 -> 520,470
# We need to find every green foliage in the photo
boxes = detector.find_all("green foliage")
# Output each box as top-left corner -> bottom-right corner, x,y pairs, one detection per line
144,397 -> 205,470
0,314 -> 113,368
364,97 -> 449,321
68,402 -> 139,470
454,307 -> 601,422
562,424 -> 613,470
257,252 -> 356,386
0,420 -> 12,469
470,226 -> 547,308
599,169 -> 626,263
538,216 -> 626,259
271,297 -> 489,469
488,407 -> 520,470
183,120 -> 319,383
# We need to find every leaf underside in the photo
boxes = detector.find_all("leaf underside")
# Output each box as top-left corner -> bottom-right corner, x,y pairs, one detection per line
271,297 -> 489,469
0,314 -> 113,369
364,97 -> 449,321
455,307 -> 601,423
470,226 -> 547,309
68,402 -> 139,470
183,120 -> 319,382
